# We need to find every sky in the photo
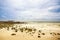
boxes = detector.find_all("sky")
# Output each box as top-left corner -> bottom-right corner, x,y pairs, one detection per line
0,0 -> 60,21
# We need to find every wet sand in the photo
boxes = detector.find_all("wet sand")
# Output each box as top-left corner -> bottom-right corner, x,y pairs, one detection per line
0,22 -> 60,40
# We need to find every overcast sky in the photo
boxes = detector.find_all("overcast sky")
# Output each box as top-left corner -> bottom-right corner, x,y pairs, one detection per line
0,0 -> 60,21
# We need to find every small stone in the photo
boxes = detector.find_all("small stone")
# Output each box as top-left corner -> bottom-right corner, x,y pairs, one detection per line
25,28 -> 28,31
57,33 -> 60,35
38,30 -> 41,33
11,27 -> 15,30
28,28 -> 32,32
42,33 -> 45,35
58,38 -> 60,40
15,29 -> 18,32
11,33 -> 16,36
20,28 -> 23,32
50,32 -> 56,36
53,33 -> 56,35
50,33 -> 52,34
38,36 -> 41,38
33,29 -> 36,31
38,33 -> 40,35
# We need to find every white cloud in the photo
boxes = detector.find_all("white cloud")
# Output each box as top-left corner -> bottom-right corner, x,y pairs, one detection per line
0,0 -> 60,21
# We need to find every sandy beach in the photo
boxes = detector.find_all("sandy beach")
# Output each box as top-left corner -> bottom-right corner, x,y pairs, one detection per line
0,22 -> 60,40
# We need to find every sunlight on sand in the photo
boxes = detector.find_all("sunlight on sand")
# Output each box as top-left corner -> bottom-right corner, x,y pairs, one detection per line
0,23 -> 60,40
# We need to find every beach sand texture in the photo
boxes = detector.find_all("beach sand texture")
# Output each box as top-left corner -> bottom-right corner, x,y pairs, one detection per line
0,22 -> 60,40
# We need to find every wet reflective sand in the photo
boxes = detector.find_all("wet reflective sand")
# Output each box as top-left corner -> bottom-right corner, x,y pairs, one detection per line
0,22 -> 60,40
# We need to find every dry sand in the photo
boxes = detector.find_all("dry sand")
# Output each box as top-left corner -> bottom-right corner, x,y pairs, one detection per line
0,23 -> 60,40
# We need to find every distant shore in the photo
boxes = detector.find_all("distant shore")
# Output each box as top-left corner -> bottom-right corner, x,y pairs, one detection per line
0,21 -> 60,23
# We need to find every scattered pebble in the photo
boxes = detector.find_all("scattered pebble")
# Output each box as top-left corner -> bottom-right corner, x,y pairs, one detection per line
20,28 -> 23,32
38,30 -> 41,33
53,33 -> 56,35
50,32 -> 56,36
15,29 -> 18,32
57,33 -> 60,35
28,28 -> 32,32
50,33 -> 52,34
11,33 -> 16,36
11,27 -> 15,30
38,33 -> 40,35
58,38 -> 60,40
42,33 -> 45,35
38,36 -> 41,38
25,28 -> 28,31
33,29 -> 36,31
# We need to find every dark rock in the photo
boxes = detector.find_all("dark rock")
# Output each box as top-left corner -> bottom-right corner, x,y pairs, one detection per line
57,33 -> 60,35
58,38 -> 60,40
38,36 -> 41,38
11,27 -> 15,30
42,33 -> 45,35
28,28 -> 32,32
20,28 -> 23,32
50,33 -> 52,34
15,29 -> 18,32
11,33 -> 16,36
33,29 -> 36,31
38,30 -> 41,33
